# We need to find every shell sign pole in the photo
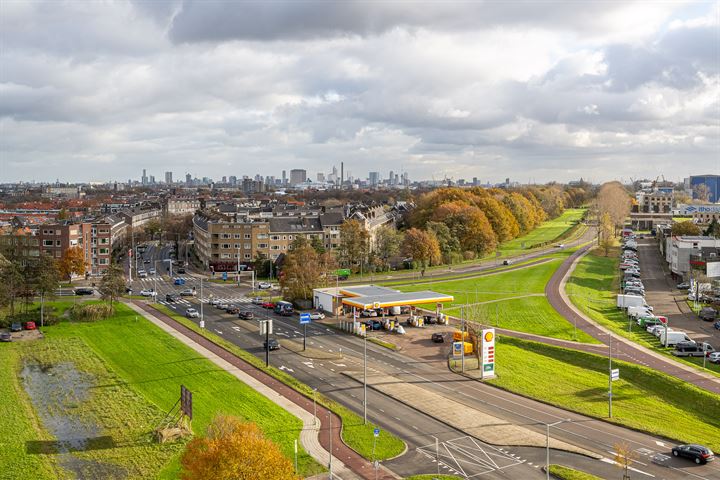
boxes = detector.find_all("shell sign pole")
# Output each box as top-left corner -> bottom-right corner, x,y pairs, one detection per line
481,329 -> 496,379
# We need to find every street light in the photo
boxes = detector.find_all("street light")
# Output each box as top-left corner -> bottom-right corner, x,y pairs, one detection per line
199,277 -> 205,329
545,419 -> 572,479
364,333 -> 368,424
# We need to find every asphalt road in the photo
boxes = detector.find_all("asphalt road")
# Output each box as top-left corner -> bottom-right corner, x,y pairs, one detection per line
129,270 -> 720,479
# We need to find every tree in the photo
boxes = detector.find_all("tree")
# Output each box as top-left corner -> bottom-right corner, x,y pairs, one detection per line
0,257 -> 23,316
704,217 -> 720,238
599,212 -> 614,256
338,219 -> 369,271
58,246 -> 86,281
401,228 -> 441,269
181,415 -> 297,480
57,207 -> 70,221
433,202 -> 497,255
29,254 -> 60,327
98,263 -> 126,311
694,183 -> 711,203
672,221 -> 701,236
596,182 -> 632,235
143,219 -> 164,241
373,226 -> 404,271
280,243 -> 336,301
614,442 -> 638,480
426,221 -> 461,265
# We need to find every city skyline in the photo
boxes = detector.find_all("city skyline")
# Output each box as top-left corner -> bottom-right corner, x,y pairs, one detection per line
1,1 -> 718,183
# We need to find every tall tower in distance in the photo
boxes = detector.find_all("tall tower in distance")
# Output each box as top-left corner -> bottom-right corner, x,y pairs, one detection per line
341,162 -> 344,189
165,171 -> 173,184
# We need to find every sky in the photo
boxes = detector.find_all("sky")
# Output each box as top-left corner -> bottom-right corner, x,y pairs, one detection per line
1,0 -> 718,184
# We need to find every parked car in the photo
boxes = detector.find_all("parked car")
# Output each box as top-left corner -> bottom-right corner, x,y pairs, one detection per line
258,282 -> 272,289
502,260 -> 512,265
185,308 -> 199,318
138,270 -> 147,278
431,332 -> 445,343
226,306 -> 240,315
261,301 -> 275,309
24,321 -> 36,330
361,309 -> 378,317
174,278 -> 186,285
671,444 -> 714,464
177,267 -> 186,274
251,297 -> 264,305
708,352 -> 720,364
165,293 -> 180,302
140,289 -> 156,297
10,322 -> 22,332
149,268 -> 156,275
209,298 -> 222,306
699,307 -> 717,321
215,303 -> 228,310
239,310 -> 254,320
365,320 -> 382,330
263,339 -> 280,350
715,320 -> 720,330
179,288 -> 196,296
676,282 -> 690,290
0,332 -> 11,342
647,325 -> 672,336
309,311 -> 325,320
74,287 -> 94,295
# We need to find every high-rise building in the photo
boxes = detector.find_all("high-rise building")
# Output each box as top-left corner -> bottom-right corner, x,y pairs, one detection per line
229,175 -> 237,186
141,169 -> 148,185
186,173 -> 192,185
317,172 -> 325,182
369,171 -> 380,186
290,169 -> 307,185
222,176 -> 227,184
388,170 -> 394,185
149,175 -> 155,184
165,171 -> 173,184
282,170 -> 287,185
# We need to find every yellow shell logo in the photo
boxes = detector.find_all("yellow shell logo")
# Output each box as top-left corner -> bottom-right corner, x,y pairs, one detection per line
484,331 -> 494,342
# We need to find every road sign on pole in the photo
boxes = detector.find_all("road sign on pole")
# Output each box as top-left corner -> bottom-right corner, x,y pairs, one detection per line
611,368 -> 620,381
373,428 -> 380,437
299,313 -> 311,324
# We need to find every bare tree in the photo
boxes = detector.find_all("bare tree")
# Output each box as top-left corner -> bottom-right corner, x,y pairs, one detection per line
614,442 -> 638,480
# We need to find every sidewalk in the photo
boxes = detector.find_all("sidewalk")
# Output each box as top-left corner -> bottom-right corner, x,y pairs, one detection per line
124,301 -> 376,480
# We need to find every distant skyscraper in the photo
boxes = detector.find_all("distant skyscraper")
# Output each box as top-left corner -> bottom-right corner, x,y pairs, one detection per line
165,171 -> 173,184
141,169 -> 148,185
282,170 -> 287,185
186,173 -> 192,185
222,176 -> 227,183
369,171 -> 380,186
388,170 -> 394,184
317,172 -> 325,182
229,175 -> 237,186
149,175 -> 155,184
289,169 -> 307,185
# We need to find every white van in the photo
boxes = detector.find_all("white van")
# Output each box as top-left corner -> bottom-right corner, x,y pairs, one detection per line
658,331 -> 693,347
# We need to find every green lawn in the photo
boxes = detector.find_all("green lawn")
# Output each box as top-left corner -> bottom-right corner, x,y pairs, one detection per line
405,475 -> 462,480
149,303 -> 406,461
0,302 -> 323,479
397,251 -> 597,343
490,337 -> 720,451
498,208 -> 586,255
548,464 -> 602,480
566,247 -> 720,375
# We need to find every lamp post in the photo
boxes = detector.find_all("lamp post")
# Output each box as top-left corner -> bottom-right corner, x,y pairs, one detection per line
364,333 -> 368,425
545,419 -> 572,479
237,245 -> 241,285
313,388 -> 317,426
199,277 -> 204,329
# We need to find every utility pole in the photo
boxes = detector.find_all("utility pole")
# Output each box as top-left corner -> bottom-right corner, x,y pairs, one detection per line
364,333 -> 368,424
608,334 -> 613,418
199,277 -> 204,328
461,306 -> 465,373
329,413 -> 333,479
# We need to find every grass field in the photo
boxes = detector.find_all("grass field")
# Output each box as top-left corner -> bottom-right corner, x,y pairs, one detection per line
0,302 -> 323,479
548,464 -> 602,480
397,250 -> 597,343
149,303 -> 406,461
490,336 -> 720,451
498,208 -> 586,255
566,247 -> 720,375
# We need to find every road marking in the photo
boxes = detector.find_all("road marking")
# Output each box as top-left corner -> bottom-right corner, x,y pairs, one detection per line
655,441 -> 666,447
279,365 -> 294,373
302,361 -> 315,369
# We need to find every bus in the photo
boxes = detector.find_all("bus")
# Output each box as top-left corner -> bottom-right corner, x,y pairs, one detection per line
274,301 -> 294,316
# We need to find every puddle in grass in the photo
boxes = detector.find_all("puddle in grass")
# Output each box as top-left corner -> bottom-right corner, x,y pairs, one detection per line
21,361 -> 127,479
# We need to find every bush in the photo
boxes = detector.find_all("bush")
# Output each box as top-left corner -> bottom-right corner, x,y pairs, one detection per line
1,308 -> 60,327
463,250 -> 476,260
68,303 -> 114,322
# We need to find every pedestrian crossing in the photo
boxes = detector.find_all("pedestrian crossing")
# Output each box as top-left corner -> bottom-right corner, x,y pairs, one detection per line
199,297 -> 251,304
137,276 -> 196,284
158,298 -> 193,307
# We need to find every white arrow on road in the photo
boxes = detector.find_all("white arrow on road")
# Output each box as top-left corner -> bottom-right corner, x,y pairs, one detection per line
279,365 -> 295,373
302,361 -> 315,369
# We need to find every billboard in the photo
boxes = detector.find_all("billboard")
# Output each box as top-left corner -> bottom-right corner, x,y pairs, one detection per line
708,261 -> 720,279
481,329 -> 496,378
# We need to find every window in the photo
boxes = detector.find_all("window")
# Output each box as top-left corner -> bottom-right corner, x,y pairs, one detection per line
55,240 -> 61,246
43,240 -> 54,247
257,234 -> 268,239
99,258 -> 108,265
222,243 -> 230,249
245,234 -> 252,239
244,253 -> 252,259
271,235 -> 280,240
235,243 -> 241,249
234,234 -> 241,239
100,238 -> 108,244
99,248 -> 109,254
271,245 -> 280,250
244,243 -> 251,249
99,229 -> 109,234
257,243 -> 268,249
221,253 -> 231,259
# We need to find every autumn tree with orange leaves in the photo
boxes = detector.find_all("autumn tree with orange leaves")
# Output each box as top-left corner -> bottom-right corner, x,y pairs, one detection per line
181,415 -> 297,480
57,246 -> 86,281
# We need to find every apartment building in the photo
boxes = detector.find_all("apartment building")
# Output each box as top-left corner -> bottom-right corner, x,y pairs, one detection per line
165,198 -> 201,216
119,207 -> 162,228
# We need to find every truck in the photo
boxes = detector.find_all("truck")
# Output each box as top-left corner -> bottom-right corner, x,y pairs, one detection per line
659,330 -> 693,347
617,294 -> 645,309
672,342 -> 715,357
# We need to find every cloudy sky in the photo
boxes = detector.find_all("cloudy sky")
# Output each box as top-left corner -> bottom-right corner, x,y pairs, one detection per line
1,1 -> 718,184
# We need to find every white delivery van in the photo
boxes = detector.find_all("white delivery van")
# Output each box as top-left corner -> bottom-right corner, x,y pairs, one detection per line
617,294 -> 645,309
658,331 -> 693,347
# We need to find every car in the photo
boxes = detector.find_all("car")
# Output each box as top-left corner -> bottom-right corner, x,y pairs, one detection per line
23,321 -> 37,330
179,288 -> 196,297
647,325 -> 672,336
556,244 -> 565,248
263,339 -> 280,350
143,259 -> 151,264
215,303 -> 228,310
239,311 -> 254,320
261,301 -> 275,309
251,297 -> 264,305
177,268 -> 186,274
174,278 -> 186,285
138,270 -> 147,278
165,293 -> 180,302
74,287 -> 94,295
699,307 -> 717,321
125,286 -> 133,294
676,282 -> 690,290
708,352 -> 720,364
714,320 -> 720,330
149,268 -> 156,275
502,260 -> 512,266
209,298 -> 222,306
140,289 -> 156,297
309,311 -> 325,320
185,308 -> 199,318
258,282 -> 272,289
431,332 -> 445,343
361,309 -> 378,317
671,444 -> 714,464
10,322 -> 22,332
226,306 -> 240,315
0,332 -> 11,342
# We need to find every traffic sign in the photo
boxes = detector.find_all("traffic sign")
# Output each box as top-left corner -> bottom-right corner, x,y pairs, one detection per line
300,313 -> 311,325
222,271 -> 228,281
611,368 -> 620,381
373,428 -> 380,437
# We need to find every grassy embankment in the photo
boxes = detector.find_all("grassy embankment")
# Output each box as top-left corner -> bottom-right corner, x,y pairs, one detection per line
149,303 -> 406,461
0,302 -> 324,479
566,246 -> 720,375
548,464 -> 602,480
490,336 -> 720,452
397,249 -> 598,343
